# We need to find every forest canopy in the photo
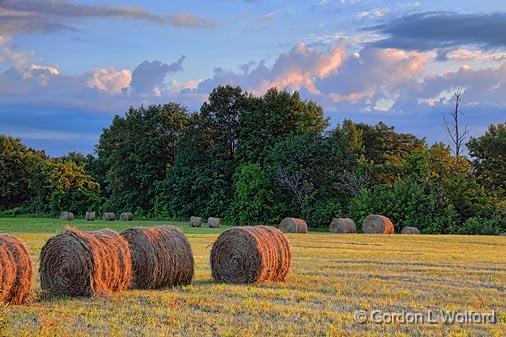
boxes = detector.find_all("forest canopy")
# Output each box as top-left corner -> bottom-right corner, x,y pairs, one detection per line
1,86 -> 505,234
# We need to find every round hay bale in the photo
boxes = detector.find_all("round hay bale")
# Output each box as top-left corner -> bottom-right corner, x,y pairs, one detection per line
85,212 -> 96,221
499,232 -> 506,236
102,212 -> 115,221
189,216 -> 202,228
208,217 -> 221,228
59,211 -> 74,221
401,226 -> 420,234
330,218 -> 357,233
0,235 -> 33,305
120,226 -> 194,289
119,212 -> 133,221
211,226 -> 291,284
279,217 -> 308,233
362,215 -> 395,234
39,228 -> 132,297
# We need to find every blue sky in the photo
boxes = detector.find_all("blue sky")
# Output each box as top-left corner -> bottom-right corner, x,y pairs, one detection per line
1,0 -> 505,155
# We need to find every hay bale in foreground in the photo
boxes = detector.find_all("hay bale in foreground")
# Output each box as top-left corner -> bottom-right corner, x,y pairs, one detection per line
330,218 -> 357,233
119,212 -> 133,221
85,212 -> 96,221
120,226 -> 194,289
362,215 -> 395,234
190,216 -> 202,227
208,217 -> 221,228
39,228 -> 131,297
401,226 -> 420,234
59,211 -> 74,221
102,212 -> 115,221
279,217 -> 308,233
0,235 -> 33,305
211,226 -> 291,284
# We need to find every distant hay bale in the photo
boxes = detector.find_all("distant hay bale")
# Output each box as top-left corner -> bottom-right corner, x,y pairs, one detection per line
59,211 -> 74,221
330,218 -> 357,233
39,228 -> 132,297
119,212 -> 133,221
208,217 -> 221,228
401,226 -> 420,234
211,226 -> 291,284
120,226 -> 194,289
85,212 -> 96,221
0,235 -> 33,305
102,212 -> 115,221
279,217 -> 308,233
362,215 -> 395,234
190,216 -> 202,228
500,232 -> 506,236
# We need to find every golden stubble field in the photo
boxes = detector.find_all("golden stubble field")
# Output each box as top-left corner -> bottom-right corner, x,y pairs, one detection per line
1,219 -> 505,337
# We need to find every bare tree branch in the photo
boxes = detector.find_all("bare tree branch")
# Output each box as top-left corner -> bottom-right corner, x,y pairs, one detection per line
444,87 -> 468,156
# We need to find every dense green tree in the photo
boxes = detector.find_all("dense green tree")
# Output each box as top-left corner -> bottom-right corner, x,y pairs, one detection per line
97,102 -> 189,213
468,123 -> 506,196
0,135 -> 46,210
224,163 -> 285,226
237,88 -> 329,163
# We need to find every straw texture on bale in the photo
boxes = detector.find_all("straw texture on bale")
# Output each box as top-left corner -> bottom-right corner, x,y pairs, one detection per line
85,212 -> 96,221
208,217 -> 221,228
102,212 -> 115,221
0,235 -> 33,305
120,226 -> 194,289
210,226 -> 291,284
330,218 -> 357,233
120,212 -> 133,221
279,217 -> 308,233
59,211 -> 74,221
401,226 -> 420,234
362,215 -> 395,234
39,228 -> 132,297
190,216 -> 202,227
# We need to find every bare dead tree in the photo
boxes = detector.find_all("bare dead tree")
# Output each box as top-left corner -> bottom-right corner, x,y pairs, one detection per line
275,167 -> 314,215
444,87 -> 469,156
337,170 -> 370,196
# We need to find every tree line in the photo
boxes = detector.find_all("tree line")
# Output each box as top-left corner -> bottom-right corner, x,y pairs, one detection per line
1,86 -> 505,234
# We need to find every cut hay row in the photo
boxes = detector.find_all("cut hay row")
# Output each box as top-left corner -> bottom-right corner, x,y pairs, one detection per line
0,235 -> 33,305
211,226 -> 291,284
39,228 -> 132,297
279,217 -> 308,233
120,226 -> 194,289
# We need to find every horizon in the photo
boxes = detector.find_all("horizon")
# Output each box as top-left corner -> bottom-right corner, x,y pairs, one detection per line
1,0 -> 506,156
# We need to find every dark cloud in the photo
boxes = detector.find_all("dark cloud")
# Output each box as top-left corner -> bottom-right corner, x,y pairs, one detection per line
130,57 -> 185,94
0,0 -> 218,36
369,12 -> 506,51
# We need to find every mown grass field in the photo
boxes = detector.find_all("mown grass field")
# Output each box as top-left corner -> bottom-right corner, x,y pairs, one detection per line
0,217 -> 505,336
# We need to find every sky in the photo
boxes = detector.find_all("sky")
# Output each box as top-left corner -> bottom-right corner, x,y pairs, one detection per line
1,0 -> 505,156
